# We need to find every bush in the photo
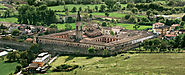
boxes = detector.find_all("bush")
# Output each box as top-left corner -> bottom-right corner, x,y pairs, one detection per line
125,15 -> 131,20
53,64 -> 79,72
102,22 -> 107,26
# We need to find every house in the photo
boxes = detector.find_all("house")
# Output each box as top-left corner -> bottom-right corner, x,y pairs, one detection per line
179,29 -> 185,34
152,23 -> 169,35
170,24 -> 180,31
32,52 -> 51,67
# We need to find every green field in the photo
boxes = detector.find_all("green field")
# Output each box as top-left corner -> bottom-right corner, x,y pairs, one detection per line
92,12 -> 146,18
48,4 -> 127,11
0,17 -> 18,23
0,60 -> 19,75
56,12 -> 77,15
55,23 -> 152,30
42,53 -> 185,75
48,4 -> 102,11
54,23 -> 76,29
0,4 -> 7,8
115,23 -> 152,30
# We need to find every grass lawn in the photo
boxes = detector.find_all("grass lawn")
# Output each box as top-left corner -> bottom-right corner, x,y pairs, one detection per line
0,17 -> 18,23
41,53 -> 185,75
0,60 -> 19,75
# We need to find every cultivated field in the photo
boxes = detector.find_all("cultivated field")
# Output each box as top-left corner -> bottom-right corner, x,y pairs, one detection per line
41,53 -> 185,75
0,17 -> 18,23
48,4 -> 127,11
55,23 -> 152,30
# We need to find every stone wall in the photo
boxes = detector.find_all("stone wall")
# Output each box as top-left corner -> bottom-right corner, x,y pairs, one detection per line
0,40 -> 32,50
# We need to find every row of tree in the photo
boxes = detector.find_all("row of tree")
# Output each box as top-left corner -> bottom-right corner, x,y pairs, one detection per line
6,44 -> 40,67
17,5 -> 56,26
140,34 -> 185,53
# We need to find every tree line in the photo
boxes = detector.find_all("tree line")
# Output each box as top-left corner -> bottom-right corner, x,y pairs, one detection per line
136,34 -> 185,53
17,4 -> 56,26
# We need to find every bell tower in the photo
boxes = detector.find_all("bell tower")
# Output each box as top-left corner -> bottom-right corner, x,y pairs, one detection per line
75,11 -> 83,41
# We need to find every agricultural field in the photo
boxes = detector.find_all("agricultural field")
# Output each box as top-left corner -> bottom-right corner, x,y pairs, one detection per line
55,23 -> 152,30
48,4 -> 127,11
0,17 -> 18,23
55,23 -> 76,30
115,23 -> 152,30
91,12 -> 146,18
0,4 -> 7,8
0,60 -> 19,75
41,53 -> 185,75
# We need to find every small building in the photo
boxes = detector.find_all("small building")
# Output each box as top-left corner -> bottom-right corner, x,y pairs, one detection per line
152,23 -> 169,35
32,52 -> 51,67
103,26 -> 125,35
170,24 -> 180,31
25,38 -> 34,43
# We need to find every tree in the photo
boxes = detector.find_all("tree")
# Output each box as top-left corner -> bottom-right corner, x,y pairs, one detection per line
105,12 -> 109,17
131,8 -> 138,14
102,22 -> 107,26
89,14 -> 93,18
113,2 -> 121,11
27,0 -> 36,5
133,25 -> 140,30
65,24 -> 72,30
182,15 -> 185,21
17,5 -> 56,25
180,21 -> 185,27
88,47 -> 96,54
103,49 -> 109,55
79,7 -> 82,11
50,24 -> 58,29
100,5 -> 106,12
128,16 -> 137,23
105,0 -> 116,11
71,7 -> 77,13
141,17 -> 150,22
125,15 -> 131,20
19,50 -> 35,67
110,30 -> 114,35
146,10 -> 152,18
127,3 -> 135,9
30,44 -> 40,54
15,65 -> 22,73
11,29 -> 20,36
0,24 -> 7,33
65,11 -> 69,16
6,51 -> 20,61
167,1 -> 176,6
95,6 -> 98,12
181,35 -> 185,48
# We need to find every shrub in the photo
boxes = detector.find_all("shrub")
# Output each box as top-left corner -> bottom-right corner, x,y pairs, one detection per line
53,64 -> 79,72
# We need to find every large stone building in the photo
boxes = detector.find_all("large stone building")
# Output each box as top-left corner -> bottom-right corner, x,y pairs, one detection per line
37,12 -> 155,55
